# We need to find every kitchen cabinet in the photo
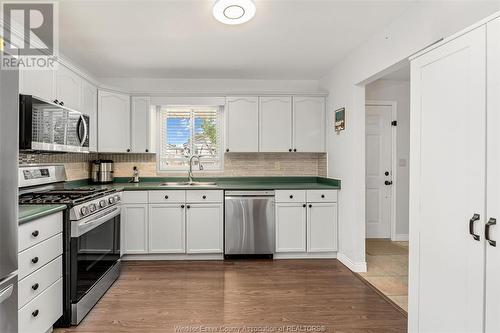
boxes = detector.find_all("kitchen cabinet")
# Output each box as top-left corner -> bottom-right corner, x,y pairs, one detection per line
98,90 -> 131,153
275,203 -> 307,252
149,204 -> 185,253
55,64 -> 82,110
131,96 -> 151,153
307,203 -> 337,252
225,96 -> 259,152
81,80 -> 98,152
259,96 -> 292,152
19,68 -> 55,102
293,97 -> 325,152
409,25 -> 486,332
186,203 -> 223,254
122,204 -> 148,254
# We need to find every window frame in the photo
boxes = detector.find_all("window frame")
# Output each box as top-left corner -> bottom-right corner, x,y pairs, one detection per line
155,105 -> 224,172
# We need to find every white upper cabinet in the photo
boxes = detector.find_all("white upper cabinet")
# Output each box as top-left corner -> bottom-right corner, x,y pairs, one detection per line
98,90 -> 131,153
293,97 -> 325,152
19,69 -> 55,102
131,96 -> 151,153
225,96 -> 259,152
55,65 -> 82,110
259,96 -> 292,152
81,80 -> 98,152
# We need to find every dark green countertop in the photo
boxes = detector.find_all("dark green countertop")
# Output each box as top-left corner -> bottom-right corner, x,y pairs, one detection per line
67,177 -> 341,191
18,204 -> 66,225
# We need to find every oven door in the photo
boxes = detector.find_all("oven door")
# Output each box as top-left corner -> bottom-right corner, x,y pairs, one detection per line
70,206 -> 120,303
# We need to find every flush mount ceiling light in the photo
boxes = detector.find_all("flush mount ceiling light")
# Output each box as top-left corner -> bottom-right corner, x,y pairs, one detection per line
213,0 -> 256,25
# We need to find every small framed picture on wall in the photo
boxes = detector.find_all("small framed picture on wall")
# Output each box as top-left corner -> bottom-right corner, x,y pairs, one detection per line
335,107 -> 345,132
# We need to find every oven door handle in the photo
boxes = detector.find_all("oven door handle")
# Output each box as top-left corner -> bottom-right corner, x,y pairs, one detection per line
72,206 -> 121,237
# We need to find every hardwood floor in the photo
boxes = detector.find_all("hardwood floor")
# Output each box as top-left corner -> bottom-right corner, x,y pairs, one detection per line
55,260 -> 407,333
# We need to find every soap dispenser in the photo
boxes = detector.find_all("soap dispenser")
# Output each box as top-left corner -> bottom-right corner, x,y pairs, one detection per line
131,166 -> 140,183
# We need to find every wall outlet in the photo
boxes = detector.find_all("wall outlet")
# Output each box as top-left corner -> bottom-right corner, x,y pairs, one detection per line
274,162 -> 281,170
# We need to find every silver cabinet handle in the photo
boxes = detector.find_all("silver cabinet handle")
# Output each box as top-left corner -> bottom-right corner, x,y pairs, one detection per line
0,284 -> 13,304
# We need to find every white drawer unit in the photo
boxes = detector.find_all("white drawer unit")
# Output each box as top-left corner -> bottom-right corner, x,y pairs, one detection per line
306,190 -> 338,203
18,234 -> 63,280
18,212 -> 63,252
275,190 -> 306,203
18,256 -> 62,309
186,190 -> 223,203
149,190 -> 186,204
18,278 -> 63,333
122,191 -> 148,204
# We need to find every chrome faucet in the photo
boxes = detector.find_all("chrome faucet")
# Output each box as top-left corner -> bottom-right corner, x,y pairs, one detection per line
188,155 -> 203,184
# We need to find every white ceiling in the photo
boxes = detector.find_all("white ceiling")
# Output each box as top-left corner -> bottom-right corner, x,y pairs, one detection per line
59,0 -> 416,80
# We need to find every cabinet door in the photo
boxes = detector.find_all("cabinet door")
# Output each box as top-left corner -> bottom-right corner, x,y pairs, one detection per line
19,69 -> 55,102
259,96 -> 292,152
409,26 -> 486,333
122,204 -> 148,254
81,80 -> 98,152
55,65 -> 82,110
307,203 -> 337,252
186,204 -> 223,253
131,96 -> 151,153
275,203 -> 306,252
226,97 -> 258,152
486,17 -> 500,333
293,97 -> 325,152
98,90 -> 131,152
149,204 -> 185,253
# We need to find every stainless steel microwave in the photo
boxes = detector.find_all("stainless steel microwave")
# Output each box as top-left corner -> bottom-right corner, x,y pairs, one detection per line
19,94 -> 90,153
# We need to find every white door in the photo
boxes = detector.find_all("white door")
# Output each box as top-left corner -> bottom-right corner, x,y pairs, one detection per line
485,17 -> 500,333
19,68 -> 55,102
365,104 -> 393,238
186,204 -> 223,253
259,96 -> 292,152
56,65 -> 82,110
226,97 -> 259,152
307,202 -> 338,252
149,204 -> 185,253
293,96 -> 325,152
122,204 -> 148,254
98,90 -> 131,153
409,26 -> 486,333
81,80 -> 97,152
131,96 -> 151,153
275,203 -> 306,252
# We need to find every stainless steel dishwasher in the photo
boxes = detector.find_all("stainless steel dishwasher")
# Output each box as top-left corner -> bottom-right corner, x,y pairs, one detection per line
224,191 -> 275,258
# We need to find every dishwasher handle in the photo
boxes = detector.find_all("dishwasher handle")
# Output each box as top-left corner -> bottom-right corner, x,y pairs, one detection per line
225,191 -> 275,197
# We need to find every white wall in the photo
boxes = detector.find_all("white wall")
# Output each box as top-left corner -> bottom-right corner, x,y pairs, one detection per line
98,78 -> 322,94
366,79 -> 410,239
319,1 -> 500,271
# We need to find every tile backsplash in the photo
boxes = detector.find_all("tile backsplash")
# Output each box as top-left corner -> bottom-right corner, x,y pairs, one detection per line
19,152 -> 328,180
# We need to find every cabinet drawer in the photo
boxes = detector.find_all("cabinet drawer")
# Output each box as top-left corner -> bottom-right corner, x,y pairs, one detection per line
18,256 -> 62,309
18,234 -> 62,280
275,190 -> 306,203
306,190 -> 338,202
19,212 -> 62,252
186,190 -> 223,203
122,191 -> 148,204
149,190 -> 186,203
18,277 -> 62,333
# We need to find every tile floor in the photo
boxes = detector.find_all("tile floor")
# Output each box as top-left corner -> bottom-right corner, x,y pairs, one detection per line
359,239 -> 409,312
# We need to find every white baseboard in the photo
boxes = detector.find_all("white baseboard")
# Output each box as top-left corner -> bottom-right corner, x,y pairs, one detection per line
122,254 -> 224,261
274,252 -> 337,259
392,234 -> 409,241
337,252 -> 367,272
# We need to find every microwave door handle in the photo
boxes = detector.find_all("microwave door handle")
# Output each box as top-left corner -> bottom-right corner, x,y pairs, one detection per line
81,115 -> 88,147
76,115 -> 83,144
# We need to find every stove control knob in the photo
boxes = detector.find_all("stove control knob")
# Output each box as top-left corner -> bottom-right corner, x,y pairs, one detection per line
80,206 -> 89,216
114,195 -> 121,202
108,197 -> 115,204
99,200 -> 107,208
89,204 -> 97,213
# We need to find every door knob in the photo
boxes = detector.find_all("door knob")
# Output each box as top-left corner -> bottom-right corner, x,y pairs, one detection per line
385,171 -> 390,176
384,180 -> 393,186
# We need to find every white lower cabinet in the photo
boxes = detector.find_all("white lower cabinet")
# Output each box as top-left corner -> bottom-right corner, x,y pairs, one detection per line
186,204 -> 223,254
122,204 -> 148,254
275,203 -> 307,252
307,203 -> 338,252
149,204 -> 186,253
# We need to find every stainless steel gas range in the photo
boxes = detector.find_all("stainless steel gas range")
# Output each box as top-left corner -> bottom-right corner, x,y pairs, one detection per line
19,165 -> 122,326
